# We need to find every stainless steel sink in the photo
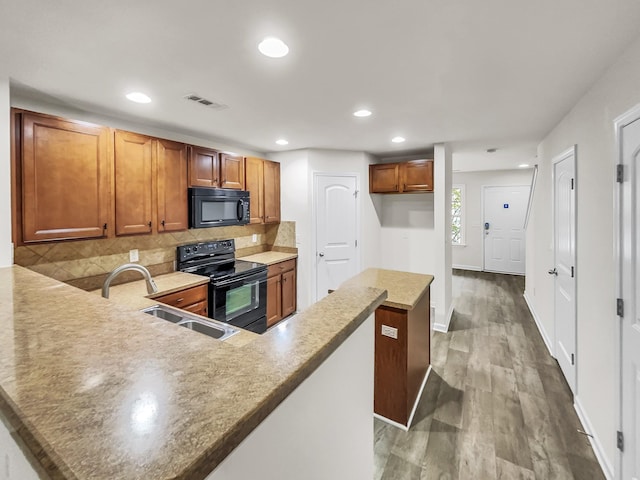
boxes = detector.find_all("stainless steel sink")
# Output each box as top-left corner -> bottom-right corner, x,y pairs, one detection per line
141,304 -> 238,341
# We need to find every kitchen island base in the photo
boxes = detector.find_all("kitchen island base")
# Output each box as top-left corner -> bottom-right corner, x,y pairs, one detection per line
207,315 -> 374,480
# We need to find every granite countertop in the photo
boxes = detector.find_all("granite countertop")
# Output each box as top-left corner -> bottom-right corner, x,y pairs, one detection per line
0,265 -> 385,480
91,271 -> 210,310
237,251 -> 297,265
340,268 -> 434,310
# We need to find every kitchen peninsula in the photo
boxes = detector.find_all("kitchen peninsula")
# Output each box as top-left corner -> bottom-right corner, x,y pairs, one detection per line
341,268 -> 434,428
0,266 -> 385,479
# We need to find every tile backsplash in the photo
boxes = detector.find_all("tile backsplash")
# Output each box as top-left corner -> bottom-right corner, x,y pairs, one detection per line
14,222 -> 296,291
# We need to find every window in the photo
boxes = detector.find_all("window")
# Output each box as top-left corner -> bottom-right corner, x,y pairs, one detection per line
452,185 -> 464,245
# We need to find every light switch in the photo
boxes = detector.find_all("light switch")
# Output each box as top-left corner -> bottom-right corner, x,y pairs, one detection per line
381,325 -> 398,339
129,249 -> 139,262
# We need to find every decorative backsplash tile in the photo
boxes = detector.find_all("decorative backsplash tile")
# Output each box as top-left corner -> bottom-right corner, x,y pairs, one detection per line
15,221 -> 297,291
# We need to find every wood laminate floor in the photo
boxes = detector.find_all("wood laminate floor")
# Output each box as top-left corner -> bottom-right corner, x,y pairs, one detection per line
374,269 -> 605,480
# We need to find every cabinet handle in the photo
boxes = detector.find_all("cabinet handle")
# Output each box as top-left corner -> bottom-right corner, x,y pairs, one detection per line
175,298 -> 184,303
395,184 -> 398,190
161,220 -> 165,227
404,183 -> 407,190
103,223 -> 107,230
148,221 -> 152,228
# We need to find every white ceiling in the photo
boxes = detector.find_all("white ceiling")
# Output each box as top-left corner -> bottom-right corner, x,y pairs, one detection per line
2,0 -> 640,170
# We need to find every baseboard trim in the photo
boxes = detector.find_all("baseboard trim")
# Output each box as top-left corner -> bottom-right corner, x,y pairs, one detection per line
574,396 -> 614,480
523,291 -> 554,357
374,366 -> 432,432
452,264 -> 482,272
433,305 -> 454,333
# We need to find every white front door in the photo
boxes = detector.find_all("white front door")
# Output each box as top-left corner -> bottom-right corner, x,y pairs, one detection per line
618,111 -> 640,480
314,174 -> 359,302
552,147 -> 577,394
482,185 -> 529,274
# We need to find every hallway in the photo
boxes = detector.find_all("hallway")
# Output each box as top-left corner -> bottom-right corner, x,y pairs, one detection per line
374,270 -> 605,479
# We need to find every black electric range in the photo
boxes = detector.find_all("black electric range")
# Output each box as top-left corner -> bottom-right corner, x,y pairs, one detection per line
177,240 -> 268,333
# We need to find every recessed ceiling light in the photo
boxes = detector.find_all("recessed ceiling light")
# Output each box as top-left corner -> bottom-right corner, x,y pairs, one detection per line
275,139 -> 289,146
126,92 -> 151,104
519,163 -> 530,168
353,109 -> 372,117
392,136 -> 406,143
258,37 -> 289,58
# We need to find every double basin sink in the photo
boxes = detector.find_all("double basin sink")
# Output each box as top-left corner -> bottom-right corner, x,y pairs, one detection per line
141,304 -> 238,341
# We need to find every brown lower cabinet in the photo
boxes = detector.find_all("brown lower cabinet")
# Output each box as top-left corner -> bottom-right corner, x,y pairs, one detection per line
266,258 -> 297,327
153,284 -> 208,318
374,287 -> 430,426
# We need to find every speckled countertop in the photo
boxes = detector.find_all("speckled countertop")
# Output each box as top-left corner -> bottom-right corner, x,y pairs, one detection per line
237,251 -> 297,265
340,268 -> 434,310
0,266 -> 386,480
92,271 -> 210,310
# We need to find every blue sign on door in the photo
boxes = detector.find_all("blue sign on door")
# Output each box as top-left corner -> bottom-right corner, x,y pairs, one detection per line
503,204 -> 509,208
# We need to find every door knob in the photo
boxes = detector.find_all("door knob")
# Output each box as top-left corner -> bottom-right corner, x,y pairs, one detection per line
548,268 -> 557,276
318,252 -> 325,257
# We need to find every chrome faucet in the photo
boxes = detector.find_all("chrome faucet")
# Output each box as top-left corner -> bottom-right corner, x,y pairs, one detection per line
101,263 -> 158,299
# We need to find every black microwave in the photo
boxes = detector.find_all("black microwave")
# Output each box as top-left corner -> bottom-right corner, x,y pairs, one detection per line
189,188 -> 250,228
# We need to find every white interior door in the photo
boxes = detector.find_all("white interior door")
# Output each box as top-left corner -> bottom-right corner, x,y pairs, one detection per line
482,185 -> 529,274
619,113 -> 640,480
315,174 -> 359,302
552,147 -> 577,394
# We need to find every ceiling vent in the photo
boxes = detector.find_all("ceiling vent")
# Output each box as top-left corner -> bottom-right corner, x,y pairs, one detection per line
184,94 -> 228,110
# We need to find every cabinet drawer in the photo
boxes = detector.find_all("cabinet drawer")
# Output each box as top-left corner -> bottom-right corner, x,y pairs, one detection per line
181,300 -> 208,317
267,259 -> 296,277
154,284 -> 207,308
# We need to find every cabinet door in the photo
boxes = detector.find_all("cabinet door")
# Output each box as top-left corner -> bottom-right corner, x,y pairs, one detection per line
114,130 -> 153,235
266,274 -> 282,327
281,268 -> 296,318
401,159 -> 433,192
188,146 -> 219,187
263,160 -> 281,223
21,113 -> 110,242
220,153 -> 245,190
369,164 -> 399,193
244,156 -> 264,224
157,139 -> 188,232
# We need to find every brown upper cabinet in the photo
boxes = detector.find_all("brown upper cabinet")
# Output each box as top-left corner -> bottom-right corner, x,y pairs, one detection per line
114,131 -> 154,235
244,157 -> 280,224
114,131 -> 188,236
18,112 -> 111,242
369,159 -> 434,193
188,148 -> 245,190
220,153 -> 245,190
188,146 -> 220,187
156,139 -> 188,232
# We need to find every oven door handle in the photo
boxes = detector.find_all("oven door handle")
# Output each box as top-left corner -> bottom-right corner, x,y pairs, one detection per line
213,271 -> 267,288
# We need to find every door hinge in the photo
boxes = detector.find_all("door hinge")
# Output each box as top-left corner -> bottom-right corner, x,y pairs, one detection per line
571,266 -> 574,278
616,164 -> 624,183
571,353 -> 575,365
617,430 -> 624,451
617,298 -> 624,317
571,178 -> 575,190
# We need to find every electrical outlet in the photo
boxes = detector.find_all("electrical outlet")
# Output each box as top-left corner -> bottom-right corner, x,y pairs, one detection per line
252,233 -> 257,243
129,249 -> 139,262
381,325 -> 398,339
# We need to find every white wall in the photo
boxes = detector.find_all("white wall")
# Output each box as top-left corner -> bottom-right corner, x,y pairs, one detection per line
526,32 -> 640,477
0,77 -> 12,266
433,144 -> 453,331
270,149 -> 381,310
452,169 -> 533,271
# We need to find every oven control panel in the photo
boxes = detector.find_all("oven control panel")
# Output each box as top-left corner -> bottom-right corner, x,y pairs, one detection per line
177,239 -> 235,263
